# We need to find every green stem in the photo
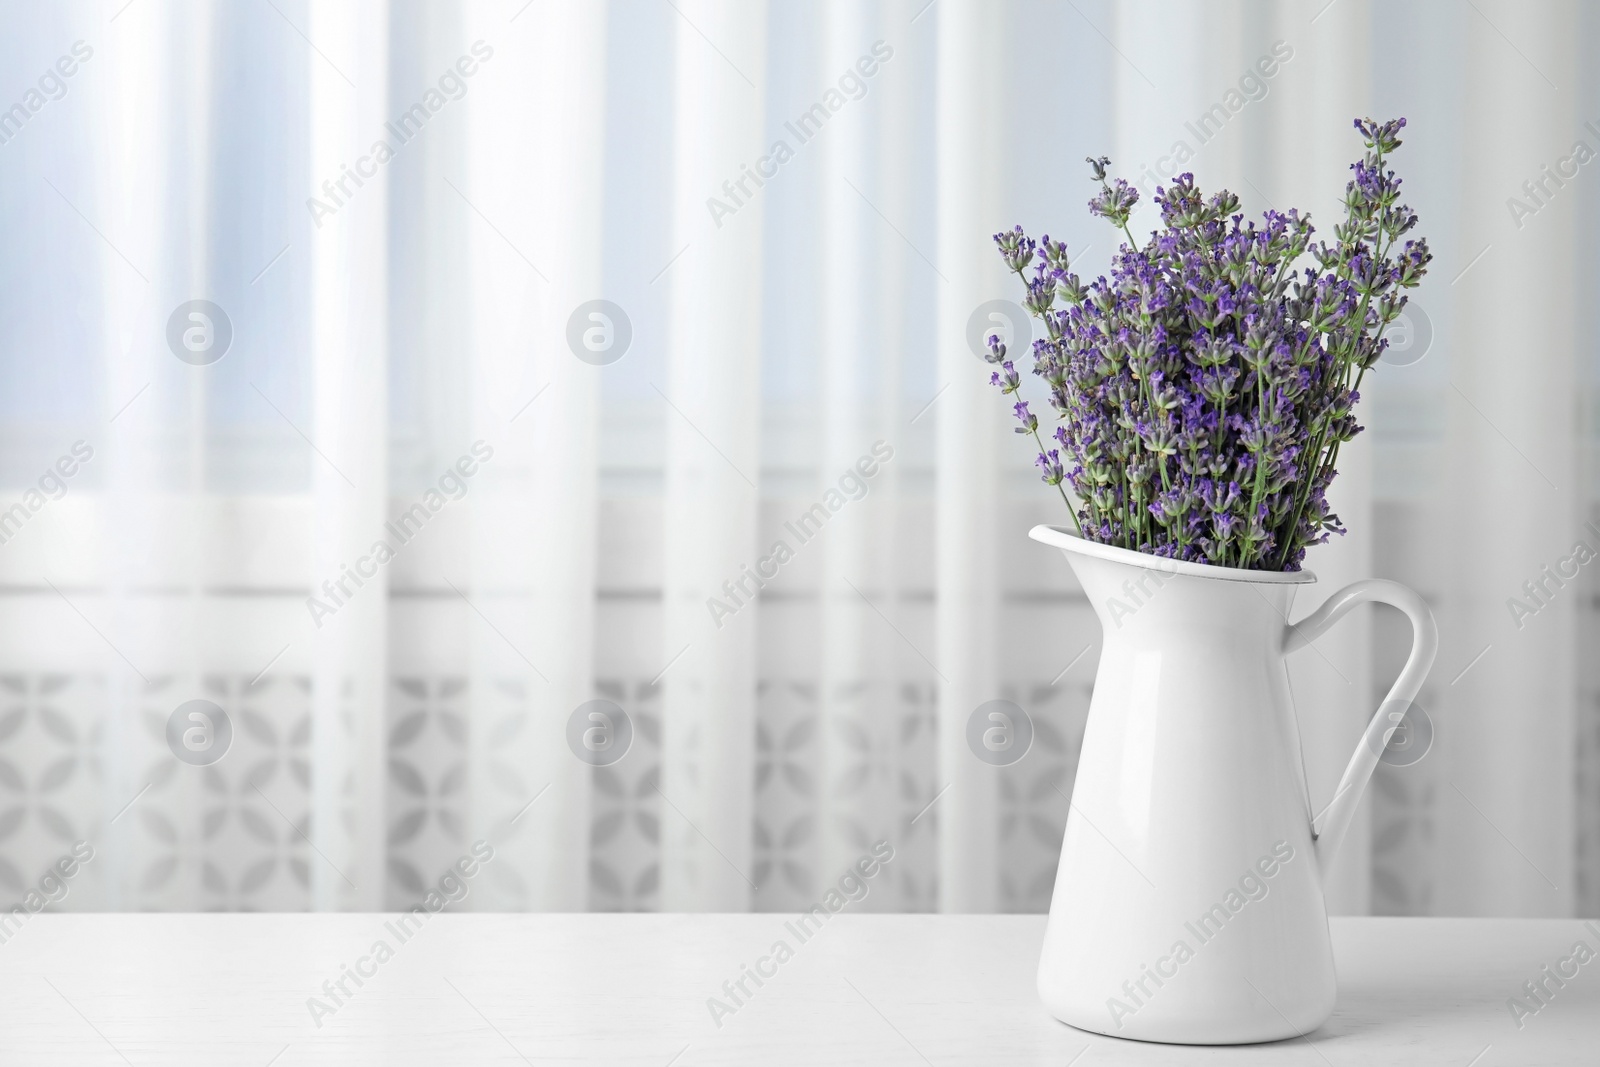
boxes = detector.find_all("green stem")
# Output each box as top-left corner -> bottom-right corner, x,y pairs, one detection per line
1274,145 -> 1397,568
1030,424 -> 1084,537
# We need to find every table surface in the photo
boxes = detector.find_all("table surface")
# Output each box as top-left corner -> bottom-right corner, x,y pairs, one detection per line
1,914 -> 1595,1065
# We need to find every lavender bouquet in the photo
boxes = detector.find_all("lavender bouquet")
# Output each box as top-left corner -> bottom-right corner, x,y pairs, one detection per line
990,118 -> 1430,571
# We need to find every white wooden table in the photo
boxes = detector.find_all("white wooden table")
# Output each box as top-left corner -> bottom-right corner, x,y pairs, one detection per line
1,914 -> 1594,1064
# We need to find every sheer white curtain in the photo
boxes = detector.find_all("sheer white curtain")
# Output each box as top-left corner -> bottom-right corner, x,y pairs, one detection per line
814,0 -> 898,905
0,0 -> 1592,919
91,0 -> 169,911
660,0 -> 767,911
459,0 -> 606,911
933,0 -> 1007,914
307,0 -> 389,911
1438,0 -> 1579,916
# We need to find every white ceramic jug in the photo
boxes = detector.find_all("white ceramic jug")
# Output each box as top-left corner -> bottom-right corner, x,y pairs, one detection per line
1029,524 -> 1438,1045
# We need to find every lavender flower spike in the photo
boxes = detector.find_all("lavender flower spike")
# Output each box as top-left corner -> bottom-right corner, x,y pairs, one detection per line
986,118 -> 1431,571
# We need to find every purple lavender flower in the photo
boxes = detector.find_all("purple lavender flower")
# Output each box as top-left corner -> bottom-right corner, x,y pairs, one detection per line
988,120 -> 1431,571
1036,449 -> 1066,487
1012,400 -> 1039,435
1087,178 -> 1140,230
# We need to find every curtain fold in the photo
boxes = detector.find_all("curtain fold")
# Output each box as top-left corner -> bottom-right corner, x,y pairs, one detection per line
1439,0 -> 1579,916
460,0 -> 606,912
813,0 -> 903,905
934,0 -> 1006,913
871,0 -> 923,912
307,0 -> 390,910
95,0 -> 173,912
661,0 -> 768,911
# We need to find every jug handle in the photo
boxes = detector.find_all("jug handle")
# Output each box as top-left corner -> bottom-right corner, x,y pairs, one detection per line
1283,579 -> 1438,875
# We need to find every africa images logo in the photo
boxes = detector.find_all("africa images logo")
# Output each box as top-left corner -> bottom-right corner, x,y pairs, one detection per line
166,300 -> 233,365
165,699 -> 233,766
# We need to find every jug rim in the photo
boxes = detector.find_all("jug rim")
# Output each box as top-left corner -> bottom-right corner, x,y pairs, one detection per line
1028,524 -> 1318,586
